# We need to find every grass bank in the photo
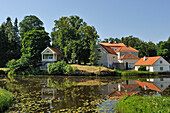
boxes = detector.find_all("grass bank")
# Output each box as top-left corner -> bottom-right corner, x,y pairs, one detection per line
115,96 -> 170,113
71,64 -> 116,75
0,88 -> 13,112
121,70 -> 158,76
71,64 -> 158,76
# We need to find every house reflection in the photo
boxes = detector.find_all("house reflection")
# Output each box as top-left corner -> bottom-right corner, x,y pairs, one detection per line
146,78 -> 170,92
108,78 -> 170,99
41,88 -> 57,102
109,80 -> 140,99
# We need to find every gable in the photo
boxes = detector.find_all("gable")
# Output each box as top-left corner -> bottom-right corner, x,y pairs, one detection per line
153,57 -> 170,65
98,44 -> 118,55
41,47 -> 54,54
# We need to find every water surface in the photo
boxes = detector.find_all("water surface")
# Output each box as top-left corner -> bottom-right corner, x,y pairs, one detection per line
0,75 -> 169,112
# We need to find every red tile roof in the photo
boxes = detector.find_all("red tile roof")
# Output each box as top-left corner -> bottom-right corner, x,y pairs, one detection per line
101,45 -> 118,55
49,47 -> 63,55
99,42 -> 126,47
134,56 -> 161,65
115,46 -> 139,52
119,54 -> 139,60
135,80 -> 162,92
120,84 -> 139,89
109,91 -> 140,99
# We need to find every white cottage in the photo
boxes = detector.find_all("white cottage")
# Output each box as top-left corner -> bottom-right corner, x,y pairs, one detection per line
134,56 -> 170,72
40,47 -> 63,70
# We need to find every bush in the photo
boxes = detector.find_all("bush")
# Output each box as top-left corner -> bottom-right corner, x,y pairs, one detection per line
6,55 -> 31,75
65,64 -> 73,73
47,61 -> 73,75
115,96 -> 170,113
0,88 -> 13,112
138,65 -> 146,71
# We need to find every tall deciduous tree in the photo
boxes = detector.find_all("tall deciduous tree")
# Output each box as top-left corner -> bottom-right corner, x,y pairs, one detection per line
51,15 -> 99,64
21,30 -> 50,66
157,39 -> 170,62
19,15 -> 44,39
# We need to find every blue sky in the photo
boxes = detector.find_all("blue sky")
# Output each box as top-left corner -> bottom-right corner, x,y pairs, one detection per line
0,0 -> 170,43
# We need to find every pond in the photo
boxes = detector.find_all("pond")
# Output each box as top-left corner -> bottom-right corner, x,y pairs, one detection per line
0,75 -> 169,112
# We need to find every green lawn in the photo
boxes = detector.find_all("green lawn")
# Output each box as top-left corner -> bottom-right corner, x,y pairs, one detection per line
0,88 -> 13,112
120,70 -> 158,76
115,96 -> 170,113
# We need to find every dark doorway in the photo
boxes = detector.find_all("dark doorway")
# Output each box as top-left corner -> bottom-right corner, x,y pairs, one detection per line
126,62 -> 128,70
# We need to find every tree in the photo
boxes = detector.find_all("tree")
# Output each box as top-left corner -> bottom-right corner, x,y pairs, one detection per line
0,24 -> 9,67
19,15 -> 44,39
51,15 -> 99,64
21,30 -> 50,66
157,40 -> 170,62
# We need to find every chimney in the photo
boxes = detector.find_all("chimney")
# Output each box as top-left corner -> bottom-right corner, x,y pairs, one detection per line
143,56 -> 147,61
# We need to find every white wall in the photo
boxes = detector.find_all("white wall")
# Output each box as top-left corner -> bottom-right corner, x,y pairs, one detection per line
108,54 -> 118,68
135,66 -> 140,71
153,57 -> 170,72
97,45 -> 108,67
119,59 -> 139,69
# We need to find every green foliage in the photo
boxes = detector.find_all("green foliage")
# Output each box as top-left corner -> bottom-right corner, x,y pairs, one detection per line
138,65 -> 146,71
6,55 -> 31,75
0,17 -> 21,67
157,40 -> 170,62
51,15 -> 99,64
21,30 -> 50,66
0,88 -> 13,112
19,15 -> 44,39
115,96 -> 170,113
65,64 -> 73,73
47,61 -> 73,75
0,24 -> 10,67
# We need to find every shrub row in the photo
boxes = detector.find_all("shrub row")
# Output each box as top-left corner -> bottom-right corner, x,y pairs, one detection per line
0,88 -> 13,112
115,96 -> 170,113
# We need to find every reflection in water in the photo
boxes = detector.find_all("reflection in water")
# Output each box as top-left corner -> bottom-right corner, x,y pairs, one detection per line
109,78 -> 170,99
0,75 -> 169,112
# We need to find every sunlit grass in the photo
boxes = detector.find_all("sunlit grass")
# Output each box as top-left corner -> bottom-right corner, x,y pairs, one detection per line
71,64 -> 115,73
115,96 -> 170,113
0,88 -> 13,112
121,70 -> 158,76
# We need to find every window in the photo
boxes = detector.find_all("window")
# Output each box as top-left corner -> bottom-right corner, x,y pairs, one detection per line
46,50 -> 50,53
97,49 -> 101,52
161,84 -> 163,87
160,60 -> 162,64
160,67 -> 163,70
49,55 -> 53,59
160,78 -> 163,81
